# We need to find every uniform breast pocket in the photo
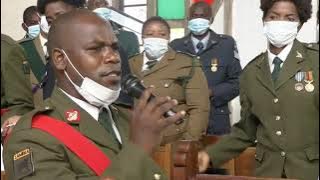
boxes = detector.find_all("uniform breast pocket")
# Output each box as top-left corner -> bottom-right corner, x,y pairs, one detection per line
157,78 -> 184,100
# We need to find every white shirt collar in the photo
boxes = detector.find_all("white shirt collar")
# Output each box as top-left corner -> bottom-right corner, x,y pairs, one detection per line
141,52 -> 164,71
59,88 -> 123,143
191,33 -> 210,53
267,41 -> 294,72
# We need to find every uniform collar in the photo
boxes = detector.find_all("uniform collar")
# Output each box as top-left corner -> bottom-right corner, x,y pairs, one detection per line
267,41 -> 294,71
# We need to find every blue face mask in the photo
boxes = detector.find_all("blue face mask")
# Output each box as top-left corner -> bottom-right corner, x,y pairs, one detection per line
27,24 -> 40,38
188,18 -> 210,36
93,7 -> 112,21
143,38 -> 169,60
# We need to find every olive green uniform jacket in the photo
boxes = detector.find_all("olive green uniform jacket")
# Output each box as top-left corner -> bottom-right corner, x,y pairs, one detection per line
206,40 -> 319,180
129,49 -> 210,144
3,87 -> 167,180
1,34 -> 34,123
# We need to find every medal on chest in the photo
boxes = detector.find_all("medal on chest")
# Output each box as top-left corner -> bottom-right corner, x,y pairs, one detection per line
211,58 -> 218,72
304,71 -> 314,92
294,72 -> 305,91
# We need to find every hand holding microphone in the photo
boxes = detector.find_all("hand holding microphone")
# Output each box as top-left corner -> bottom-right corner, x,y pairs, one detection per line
121,74 -> 184,125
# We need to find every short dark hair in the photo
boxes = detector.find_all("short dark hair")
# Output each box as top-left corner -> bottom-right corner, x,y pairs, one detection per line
23,6 -> 39,23
189,1 -> 212,18
142,16 -> 171,34
260,0 -> 312,24
37,0 -> 86,14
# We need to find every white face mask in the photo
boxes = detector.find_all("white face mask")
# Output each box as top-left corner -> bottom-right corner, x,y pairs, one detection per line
93,7 -> 112,21
40,16 -> 50,34
143,38 -> 168,59
263,21 -> 299,48
61,49 -> 120,107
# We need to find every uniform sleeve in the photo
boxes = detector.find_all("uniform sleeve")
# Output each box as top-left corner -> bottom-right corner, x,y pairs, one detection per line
206,82 -> 258,167
1,43 -> 34,123
210,39 -> 242,107
184,60 -> 210,139
4,129 -> 167,180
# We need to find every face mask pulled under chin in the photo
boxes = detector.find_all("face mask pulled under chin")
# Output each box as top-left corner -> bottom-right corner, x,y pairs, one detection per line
61,49 -> 120,107
143,38 -> 169,59
263,21 -> 299,48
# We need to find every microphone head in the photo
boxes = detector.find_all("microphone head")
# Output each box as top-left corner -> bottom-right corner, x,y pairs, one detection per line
121,74 -> 146,98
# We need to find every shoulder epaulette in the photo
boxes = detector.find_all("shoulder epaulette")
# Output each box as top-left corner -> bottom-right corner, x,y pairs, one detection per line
242,52 -> 265,71
17,37 -> 35,44
176,50 -> 196,57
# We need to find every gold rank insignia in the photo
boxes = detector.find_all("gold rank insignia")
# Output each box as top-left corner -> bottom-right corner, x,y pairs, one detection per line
211,58 -> 218,72
13,148 -> 34,179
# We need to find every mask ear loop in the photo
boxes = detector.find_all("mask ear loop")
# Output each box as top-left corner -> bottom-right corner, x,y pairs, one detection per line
60,49 -> 85,79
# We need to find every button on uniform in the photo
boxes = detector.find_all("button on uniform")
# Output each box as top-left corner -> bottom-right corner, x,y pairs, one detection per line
275,116 -> 281,121
281,151 -> 286,157
273,98 -> 279,103
164,83 -> 169,88
276,131 -> 282,136
45,106 -> 50,110
197,56 -> 201,60
154,173 -> 161,180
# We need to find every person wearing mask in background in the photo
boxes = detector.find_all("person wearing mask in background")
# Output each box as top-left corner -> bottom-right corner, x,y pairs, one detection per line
19,6 -> 49,108
198,1 -> 318,180
3,10 -> 185,179
170,2 -> 242,136
86,0 -> 140,58
129,16 -> 209,144
86,0 -> 140,109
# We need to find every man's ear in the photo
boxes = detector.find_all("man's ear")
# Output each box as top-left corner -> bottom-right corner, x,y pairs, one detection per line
52,48 -> 67,70
22,23 -> 28,32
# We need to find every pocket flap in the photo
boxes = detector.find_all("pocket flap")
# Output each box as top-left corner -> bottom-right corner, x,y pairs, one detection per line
255,148 -> 265,162
304,145 -> 319,160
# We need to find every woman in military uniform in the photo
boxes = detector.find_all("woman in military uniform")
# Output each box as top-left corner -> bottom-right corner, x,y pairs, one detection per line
129,16 -> 210,144
198,1 -> 318,180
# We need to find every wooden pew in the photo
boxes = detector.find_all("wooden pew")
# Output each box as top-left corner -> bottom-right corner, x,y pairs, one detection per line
196,174 -> 298,180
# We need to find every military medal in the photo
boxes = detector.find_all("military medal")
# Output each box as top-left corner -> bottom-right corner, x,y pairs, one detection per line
211,58 -> 218,72
304,71 -> 314,92
294,72 -> 305,91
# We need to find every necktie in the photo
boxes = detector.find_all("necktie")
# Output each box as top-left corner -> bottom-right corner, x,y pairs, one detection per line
271,57 -> 283,82
196,42 -> 204,54
98,108 -> 118,142
146,59 -> 158,70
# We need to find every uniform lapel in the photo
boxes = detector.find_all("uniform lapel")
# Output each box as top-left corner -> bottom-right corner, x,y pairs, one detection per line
275,41 -> 305,90
181,35 -> 197,55
143,49 -> 175,77
130,54 -> 144,78
33,36 -> 46,64
50,88 -> 120,152
255,53 -> 277,96
203,31 -> 219,53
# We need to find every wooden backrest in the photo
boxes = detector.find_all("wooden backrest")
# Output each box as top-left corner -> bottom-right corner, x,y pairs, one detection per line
196,174 -> 298,180
1,171 -> 7,180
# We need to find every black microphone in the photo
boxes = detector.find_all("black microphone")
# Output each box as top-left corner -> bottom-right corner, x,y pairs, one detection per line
121,74 -> 183,125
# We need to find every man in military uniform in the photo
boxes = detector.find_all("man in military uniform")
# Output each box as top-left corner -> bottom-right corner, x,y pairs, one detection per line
19,6 -> 48,106
3,10 -> 184,180
170,1 -> 242,135
129,16 -> 209,143
1,34 -> 34,126
198,1 -> 319,180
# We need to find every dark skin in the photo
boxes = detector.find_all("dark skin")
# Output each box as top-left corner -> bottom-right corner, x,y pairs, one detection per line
45,1 -> 75,25
189,4 -> 213,40
49,10 -> 185,157
142,21 -> 170,59
21,13 -> 41,32
263,1 -> 301,55
87,0 -> 109,10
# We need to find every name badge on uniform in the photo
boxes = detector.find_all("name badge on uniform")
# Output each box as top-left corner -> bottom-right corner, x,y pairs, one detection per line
211,58 -> 218,72
294,71 -> 305,91
304,71 -> 314,92
13,148 -> 34,179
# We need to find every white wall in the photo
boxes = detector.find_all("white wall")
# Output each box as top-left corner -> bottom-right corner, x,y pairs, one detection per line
1,0 -> 38,40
